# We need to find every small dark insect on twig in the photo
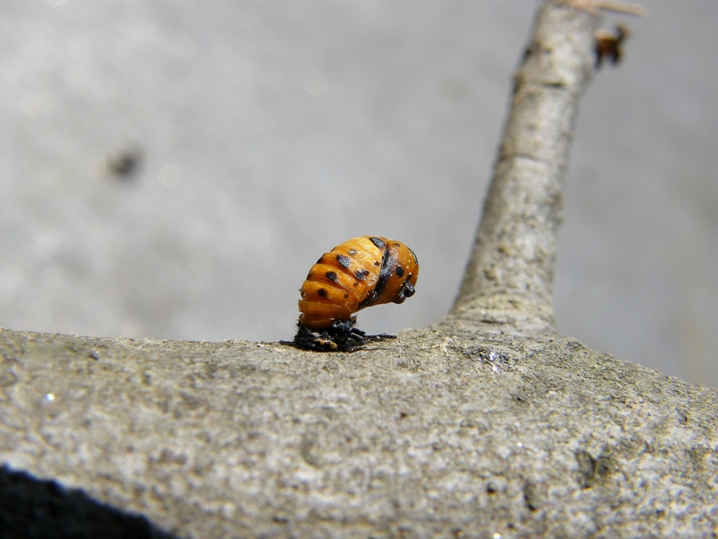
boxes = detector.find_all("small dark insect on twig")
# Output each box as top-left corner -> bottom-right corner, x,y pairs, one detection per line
105,147 -> 142,179
594,24 -> 630,69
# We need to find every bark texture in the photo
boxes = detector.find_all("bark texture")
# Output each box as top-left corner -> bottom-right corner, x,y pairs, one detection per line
1,1 -> 717,538
450,1 -> 595,334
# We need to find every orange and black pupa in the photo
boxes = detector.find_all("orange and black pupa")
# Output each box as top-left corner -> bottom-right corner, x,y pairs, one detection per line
295,236 -> 419,351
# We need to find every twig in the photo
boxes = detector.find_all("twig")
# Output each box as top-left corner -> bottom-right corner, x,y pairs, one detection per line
445,0 -> 601,334
565,0 -> 647,17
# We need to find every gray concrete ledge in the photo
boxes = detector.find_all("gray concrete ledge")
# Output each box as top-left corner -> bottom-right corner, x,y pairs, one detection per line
1,328 -> 716,537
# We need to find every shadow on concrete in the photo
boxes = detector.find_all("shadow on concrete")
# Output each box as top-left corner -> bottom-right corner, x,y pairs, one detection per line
0,465 -> 178,539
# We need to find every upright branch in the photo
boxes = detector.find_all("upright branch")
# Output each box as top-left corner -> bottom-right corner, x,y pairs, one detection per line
445,0 -> 600,335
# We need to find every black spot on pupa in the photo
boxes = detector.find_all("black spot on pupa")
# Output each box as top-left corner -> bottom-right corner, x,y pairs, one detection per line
337,254 -> 351,269
370,237 -> 385,249
360,290 -> 377,307
374,261 -> 380,266
396,266 -> 405,277
325,271 -> 338,282
344,294 -> 349,299
355,269 -> 369,280
318,289 -> 327,298
370,244 -> 395,304
348,249 -> 357,256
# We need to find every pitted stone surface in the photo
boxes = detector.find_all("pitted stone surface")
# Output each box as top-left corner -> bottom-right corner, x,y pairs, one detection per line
1,328 -> 716,537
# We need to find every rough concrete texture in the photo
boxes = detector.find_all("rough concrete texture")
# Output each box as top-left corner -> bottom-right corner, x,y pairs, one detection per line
2,2 -> 717,537
1,327 -> 716,538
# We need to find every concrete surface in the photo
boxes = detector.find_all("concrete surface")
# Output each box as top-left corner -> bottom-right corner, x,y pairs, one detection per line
1,327 -> 717,538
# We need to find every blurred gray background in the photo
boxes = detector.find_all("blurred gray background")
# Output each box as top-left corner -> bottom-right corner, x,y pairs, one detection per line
1,1 -> 716,387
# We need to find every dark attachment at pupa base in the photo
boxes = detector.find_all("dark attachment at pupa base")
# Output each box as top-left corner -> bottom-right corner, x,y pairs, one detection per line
294,318 -> 395,352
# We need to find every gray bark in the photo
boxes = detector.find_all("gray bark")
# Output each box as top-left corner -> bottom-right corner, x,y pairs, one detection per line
450,1 -> 593,335
1,1 -> 716,538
